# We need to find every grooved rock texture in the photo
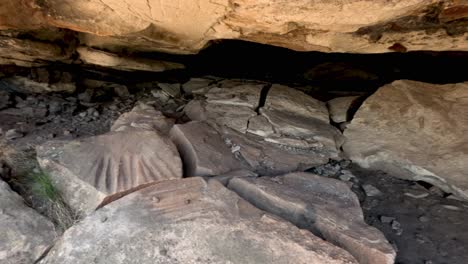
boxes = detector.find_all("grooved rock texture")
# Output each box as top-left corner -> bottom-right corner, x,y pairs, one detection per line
343,80 -> 468,201
0,179 -> 55,264
228,173 -> 396,264
37,130 -> 183,214
40,177 -> 358,264
0,0 -> 466,63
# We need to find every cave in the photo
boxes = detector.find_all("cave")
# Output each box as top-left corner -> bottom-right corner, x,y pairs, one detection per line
1,1 -> 468,264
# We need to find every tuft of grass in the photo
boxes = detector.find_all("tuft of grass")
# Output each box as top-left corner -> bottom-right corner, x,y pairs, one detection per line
29,170 -> 81,234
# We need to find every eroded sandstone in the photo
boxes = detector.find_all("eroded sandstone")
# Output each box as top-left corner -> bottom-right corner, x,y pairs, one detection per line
344,80 -> 468,201
40,177 -> 358,264
37,130 -> 183,214
228,172 -> 396,264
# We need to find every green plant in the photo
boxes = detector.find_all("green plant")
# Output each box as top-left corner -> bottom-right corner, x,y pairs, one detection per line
28,170 -> 81,233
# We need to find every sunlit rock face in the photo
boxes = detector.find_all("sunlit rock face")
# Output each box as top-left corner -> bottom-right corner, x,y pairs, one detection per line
0,0 -> 466,66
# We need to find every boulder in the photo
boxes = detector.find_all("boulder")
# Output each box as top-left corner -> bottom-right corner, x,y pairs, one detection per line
37,130 -> 183,214
343,80 -> 468,200
327,96 -> 360,123
260,84 -> 343,159
111,103 -> 175,134
228,172 -> 396,264
40,177 -> 358,264
0,179 -> 55,264
77,47 -> 184,72
2,1 -> 466,56
169,121 -> 243,176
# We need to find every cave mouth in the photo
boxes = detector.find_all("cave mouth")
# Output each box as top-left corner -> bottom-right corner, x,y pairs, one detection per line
1,39 -> 468,264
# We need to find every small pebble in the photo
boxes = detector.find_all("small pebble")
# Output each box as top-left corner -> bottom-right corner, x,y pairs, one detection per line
391,220 -> 403,235
418,216 -> 430,223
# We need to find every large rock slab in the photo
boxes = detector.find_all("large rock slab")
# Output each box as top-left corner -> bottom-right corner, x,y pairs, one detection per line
41,177 -> 358,264
1,1 -> 466,56
37,130 -> 182,214
0,179 -> 55,264
260,84 -> 343,159
77,47 -> 184,72
111,103 -> 175,134
343,80 -> 468,200
169,121 -> 243,176
228,173 -> 396,264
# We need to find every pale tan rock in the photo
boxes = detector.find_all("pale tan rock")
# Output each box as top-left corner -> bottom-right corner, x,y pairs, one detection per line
169,121 -> 243,176
77,47 -> 184,72
0,36 -> 68,67
0,179 -> 55,264
41,177 -> 358,264
111,103 -> 175,134
228,173 -> 396,264
37,130 -> 182,214
343,80 -> 468,201
0,76 -> 75,94
2,0 -> 466,55
327,96 -> 360,123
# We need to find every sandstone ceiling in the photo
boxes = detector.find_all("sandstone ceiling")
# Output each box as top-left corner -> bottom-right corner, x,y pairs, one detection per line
0,0 -> 467,67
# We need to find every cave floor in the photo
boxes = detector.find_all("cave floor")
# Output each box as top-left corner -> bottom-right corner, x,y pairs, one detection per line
1,76 -> 468,264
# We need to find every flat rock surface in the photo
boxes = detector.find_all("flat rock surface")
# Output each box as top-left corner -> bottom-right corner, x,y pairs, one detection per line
40,177 -> 358,264
0,179 -> 55,264
228,172 -> 396,264
343,80 -> 468,200
169,121 -> 243,176
37,130 -> 182,214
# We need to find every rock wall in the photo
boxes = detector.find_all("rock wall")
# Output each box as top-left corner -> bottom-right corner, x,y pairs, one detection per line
0,0 -> 466,67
